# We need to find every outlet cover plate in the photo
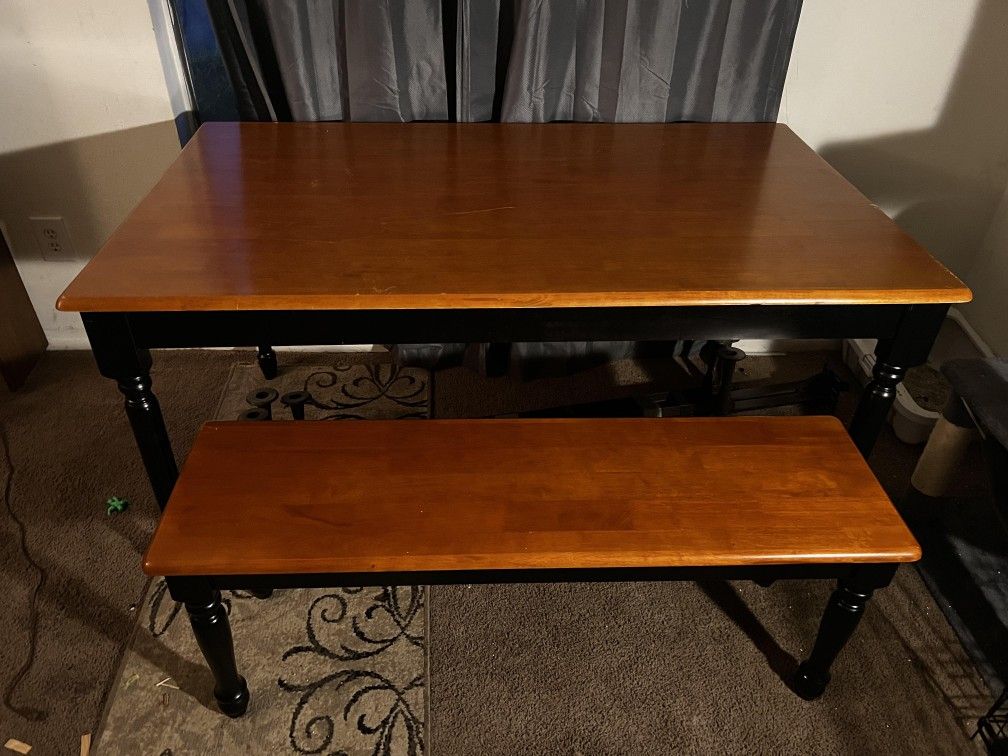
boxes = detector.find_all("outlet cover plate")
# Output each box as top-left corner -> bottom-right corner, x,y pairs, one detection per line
30,215 -> 76,261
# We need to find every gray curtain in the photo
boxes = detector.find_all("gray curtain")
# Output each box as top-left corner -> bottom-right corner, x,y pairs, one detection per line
207,0 -> 802,373
213,0 -> 801,124
256,1 -> 449,121
461,0 -> 798,123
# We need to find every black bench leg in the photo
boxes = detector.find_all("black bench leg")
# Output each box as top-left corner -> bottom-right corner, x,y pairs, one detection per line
257,345 -> 278,379
168,577 -> 250,717
793,565 -> 896,700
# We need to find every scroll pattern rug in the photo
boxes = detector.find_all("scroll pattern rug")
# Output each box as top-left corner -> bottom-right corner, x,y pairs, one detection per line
98,361 -> 429,755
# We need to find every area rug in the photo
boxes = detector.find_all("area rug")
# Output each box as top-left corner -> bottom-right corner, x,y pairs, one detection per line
97,360 -> 430,755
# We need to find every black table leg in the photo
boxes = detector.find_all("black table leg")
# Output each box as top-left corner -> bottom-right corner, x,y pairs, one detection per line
257,345 -> 278,379
167,577 -> 249,717
83,314 -> 178,510
848,305 -> 948,458
793,564 -> 897,700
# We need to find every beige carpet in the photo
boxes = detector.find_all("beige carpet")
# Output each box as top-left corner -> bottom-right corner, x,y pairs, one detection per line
430,574 -> 983,754
0,349 -> 992,754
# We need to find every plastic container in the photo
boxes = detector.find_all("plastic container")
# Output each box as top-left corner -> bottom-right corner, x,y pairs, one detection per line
842,308 -> 993,444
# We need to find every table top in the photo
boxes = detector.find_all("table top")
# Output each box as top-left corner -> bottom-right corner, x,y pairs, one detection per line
58,122 -> 969,313
144,417 -> 919,577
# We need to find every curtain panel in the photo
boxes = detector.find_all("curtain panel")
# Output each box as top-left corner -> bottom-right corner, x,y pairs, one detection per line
208,0 -> 801,124
203,0 -> 802,373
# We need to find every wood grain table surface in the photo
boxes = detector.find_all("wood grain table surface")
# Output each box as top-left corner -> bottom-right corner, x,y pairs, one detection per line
58,122 -> 969,314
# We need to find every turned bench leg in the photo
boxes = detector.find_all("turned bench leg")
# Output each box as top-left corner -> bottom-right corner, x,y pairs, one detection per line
793,565 -> 896,700
167,577 -> 250,717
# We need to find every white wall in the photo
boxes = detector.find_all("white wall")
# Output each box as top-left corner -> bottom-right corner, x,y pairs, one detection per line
780,0 -> 1008,355
0,3 -> 177,153
968,185 -> 1008,351
0,1 -> 182,347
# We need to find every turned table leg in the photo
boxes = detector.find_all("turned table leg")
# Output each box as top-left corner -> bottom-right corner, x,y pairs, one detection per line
168,577 -> 250,717
83,314 -> 178,510
257,345 -> 278,379
793,565 -> 896,700
848,304 -> 948,458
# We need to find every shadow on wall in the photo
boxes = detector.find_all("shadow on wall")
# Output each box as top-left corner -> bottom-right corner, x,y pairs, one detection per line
0,122 -> 180,341
817,0 -> 1008,299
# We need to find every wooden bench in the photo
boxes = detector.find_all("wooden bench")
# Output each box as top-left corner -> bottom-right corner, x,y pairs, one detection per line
144,416 -> 920,717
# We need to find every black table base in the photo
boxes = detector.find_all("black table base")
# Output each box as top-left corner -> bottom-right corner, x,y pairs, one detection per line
81,302 -> 948,511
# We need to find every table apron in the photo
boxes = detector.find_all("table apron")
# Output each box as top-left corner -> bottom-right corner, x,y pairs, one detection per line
102,304 -> 911,349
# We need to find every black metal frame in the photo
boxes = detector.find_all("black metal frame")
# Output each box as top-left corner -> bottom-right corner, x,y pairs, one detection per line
941,386 -> 1008,752
81,301 -> 949,509
165,561 -> 898,716
977,684 -> 1008,752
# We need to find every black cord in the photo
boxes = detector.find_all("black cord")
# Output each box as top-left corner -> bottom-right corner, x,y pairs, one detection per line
0,420 -> 48,722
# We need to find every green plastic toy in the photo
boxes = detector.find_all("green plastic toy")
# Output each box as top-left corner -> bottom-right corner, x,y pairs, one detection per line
106,496 -> 129,515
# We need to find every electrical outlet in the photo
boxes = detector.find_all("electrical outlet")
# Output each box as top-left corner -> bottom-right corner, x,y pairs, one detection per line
30,216 -> 76,261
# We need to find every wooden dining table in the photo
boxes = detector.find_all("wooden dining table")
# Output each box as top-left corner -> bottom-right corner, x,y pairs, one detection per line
57,122 -> 970,510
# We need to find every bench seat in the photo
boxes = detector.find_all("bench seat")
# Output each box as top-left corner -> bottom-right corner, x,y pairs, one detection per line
145,415 -> 920,716
144,416 -> 918,578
